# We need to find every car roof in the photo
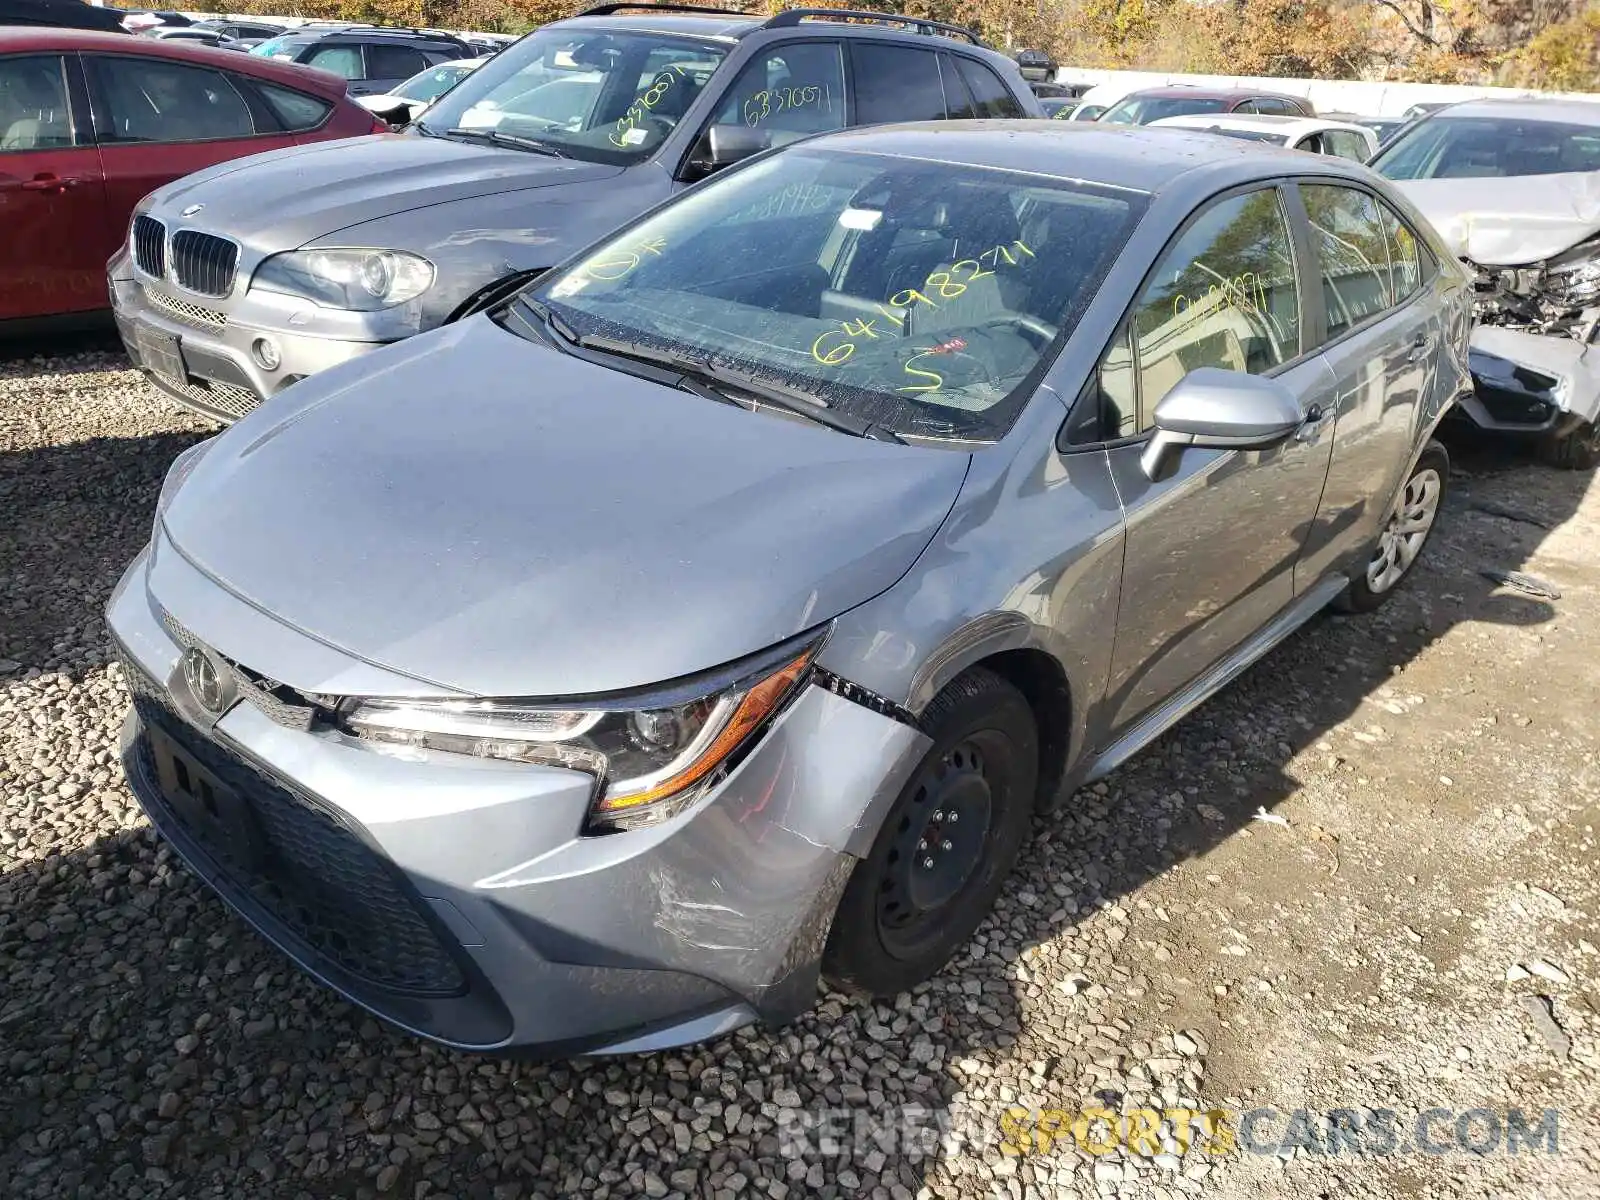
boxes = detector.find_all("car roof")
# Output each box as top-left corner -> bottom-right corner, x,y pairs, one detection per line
799,121 -> 1371,194
1152,113 -> 1370,136
1429,98 -> 1600,126
1123,86 -> 1301,102
0,26 -> 350,94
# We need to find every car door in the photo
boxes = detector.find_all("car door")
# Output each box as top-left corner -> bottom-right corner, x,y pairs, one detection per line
1294,181 -> 1445,584
0,52 -> 109,320
86,54 -> 292,254
1093,184 -> 1338,732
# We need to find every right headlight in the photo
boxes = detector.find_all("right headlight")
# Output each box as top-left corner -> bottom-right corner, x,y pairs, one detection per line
250,248 -> 434,311
340,636 -> 821,830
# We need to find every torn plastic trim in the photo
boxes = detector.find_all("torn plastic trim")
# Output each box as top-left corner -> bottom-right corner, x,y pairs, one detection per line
813,668 -> 920,730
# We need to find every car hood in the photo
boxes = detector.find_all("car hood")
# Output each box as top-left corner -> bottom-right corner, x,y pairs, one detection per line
1394,173 -> 1600,265
159,319 -> 971,698
151,135 -> 623,252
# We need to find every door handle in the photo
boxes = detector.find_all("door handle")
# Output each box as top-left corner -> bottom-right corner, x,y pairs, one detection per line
1407,332 -> 1435,362
19,174 -> 79,193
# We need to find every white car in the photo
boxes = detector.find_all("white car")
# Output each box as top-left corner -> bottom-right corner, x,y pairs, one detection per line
1150,114 -> 1378,162
355,57 -> 485,127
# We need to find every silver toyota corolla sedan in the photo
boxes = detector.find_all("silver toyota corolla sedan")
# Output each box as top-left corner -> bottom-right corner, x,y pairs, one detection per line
108,123 -> 1471,1056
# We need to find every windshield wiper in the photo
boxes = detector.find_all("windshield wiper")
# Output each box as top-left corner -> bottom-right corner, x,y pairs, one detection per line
444,128 -> 567,157
515,300 -> 904,444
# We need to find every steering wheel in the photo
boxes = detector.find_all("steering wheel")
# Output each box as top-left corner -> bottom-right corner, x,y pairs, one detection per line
1015,316 -> 1059,350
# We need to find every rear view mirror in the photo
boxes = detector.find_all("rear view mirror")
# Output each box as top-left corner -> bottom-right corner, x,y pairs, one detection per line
359,96 -> 418,128
688,124 -> 769,178
1140,368 -> 1304,481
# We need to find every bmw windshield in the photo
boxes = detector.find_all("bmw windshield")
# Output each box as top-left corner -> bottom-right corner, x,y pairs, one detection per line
507,147 -> 1146,442
415,27 -> 728,163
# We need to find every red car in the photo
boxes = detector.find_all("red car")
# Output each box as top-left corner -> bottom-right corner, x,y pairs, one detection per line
1097,86 -> 1314,126
0,28 -> 383,329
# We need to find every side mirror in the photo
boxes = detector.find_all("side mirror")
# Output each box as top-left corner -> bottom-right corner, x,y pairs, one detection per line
1139,368 -> 1304,482
687,124 -> 769,178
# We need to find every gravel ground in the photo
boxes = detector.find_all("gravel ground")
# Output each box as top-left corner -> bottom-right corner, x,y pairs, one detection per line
3,339 -> 1598,1200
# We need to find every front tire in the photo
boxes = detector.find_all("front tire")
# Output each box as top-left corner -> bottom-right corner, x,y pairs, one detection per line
1336,440 -> 1449,613
1538,420 -> 1600,471
823,668 -> 1038,998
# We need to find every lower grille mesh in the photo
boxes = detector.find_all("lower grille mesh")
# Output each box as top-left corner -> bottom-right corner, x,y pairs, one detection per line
121,654 -> 467,997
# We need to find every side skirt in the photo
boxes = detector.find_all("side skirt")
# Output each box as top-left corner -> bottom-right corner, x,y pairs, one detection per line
1082,574 -> 1349,783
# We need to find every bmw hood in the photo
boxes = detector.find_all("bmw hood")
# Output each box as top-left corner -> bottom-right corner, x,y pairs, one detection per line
148,135 -> 622,253
1394,173 -> 1600,265
157,319 -> 971,698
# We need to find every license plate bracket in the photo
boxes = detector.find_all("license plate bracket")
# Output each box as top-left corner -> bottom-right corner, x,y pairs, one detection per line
136,326 -> 186,387
149,725 -> 264,868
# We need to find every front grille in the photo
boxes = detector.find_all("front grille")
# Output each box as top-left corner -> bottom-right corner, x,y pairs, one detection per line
145,286 -> 227,333
120,653 -> 467,997
152,372 -> 260,422
133,213 -> 166,278
170,230 -> 238,297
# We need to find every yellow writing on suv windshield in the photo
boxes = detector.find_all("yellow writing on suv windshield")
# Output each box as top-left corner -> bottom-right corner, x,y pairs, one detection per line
609,63 -> 690,148
581,237 -> 667,281
744,83 -> 832,127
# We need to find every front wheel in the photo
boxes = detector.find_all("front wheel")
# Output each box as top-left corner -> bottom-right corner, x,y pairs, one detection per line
1335,440 -> 1449,613
1538,420 -> 1600,471
822,668 -> 1038,998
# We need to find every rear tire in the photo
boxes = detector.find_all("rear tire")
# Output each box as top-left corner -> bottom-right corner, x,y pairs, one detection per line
823,668 -> 1037,998
1537,420 -> 1600,471
1335,440 -> 1449,614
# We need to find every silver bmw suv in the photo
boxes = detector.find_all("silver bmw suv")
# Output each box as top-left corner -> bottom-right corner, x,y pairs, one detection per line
109,123 -> 1469,1055
107,4 -> 1038,423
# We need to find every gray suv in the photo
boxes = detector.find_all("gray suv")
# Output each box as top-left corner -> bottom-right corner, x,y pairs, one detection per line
109,123 -> 1468,1055
108,5 -> 1038,423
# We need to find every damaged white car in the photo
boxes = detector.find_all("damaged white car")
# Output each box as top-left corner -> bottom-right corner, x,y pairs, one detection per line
1376,99 -> 1600,468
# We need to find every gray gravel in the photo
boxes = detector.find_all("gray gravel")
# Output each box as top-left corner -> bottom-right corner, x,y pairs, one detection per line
3,342 -> 1597,1199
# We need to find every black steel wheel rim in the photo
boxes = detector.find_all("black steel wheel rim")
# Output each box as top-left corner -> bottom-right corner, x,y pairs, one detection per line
875,733 -> 1000,959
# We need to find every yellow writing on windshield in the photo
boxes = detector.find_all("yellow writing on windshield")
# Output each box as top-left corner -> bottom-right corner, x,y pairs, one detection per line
809,241 -> 1034,375
581,236 -> 667,281
609,63 -> 689,148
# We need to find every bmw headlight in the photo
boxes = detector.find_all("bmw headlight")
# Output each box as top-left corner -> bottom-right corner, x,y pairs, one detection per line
339,636 -> 821,830
250,248 -> 434,311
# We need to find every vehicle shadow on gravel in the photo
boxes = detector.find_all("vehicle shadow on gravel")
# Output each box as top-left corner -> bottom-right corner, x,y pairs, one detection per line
0,436 -> 1591,1199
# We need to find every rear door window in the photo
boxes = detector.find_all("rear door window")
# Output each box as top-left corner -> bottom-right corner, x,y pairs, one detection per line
368,45 -> 429,81
254,81 -> 333,132
1324,130 -> 1371,161
852,43 -> 948,124
1300,183 -> 1395,340
954,56 -> 1024,118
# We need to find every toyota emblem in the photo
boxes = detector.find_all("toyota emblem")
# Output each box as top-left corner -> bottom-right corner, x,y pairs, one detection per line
181,646 -> 233,716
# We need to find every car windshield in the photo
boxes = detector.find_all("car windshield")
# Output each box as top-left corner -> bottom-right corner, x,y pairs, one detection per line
1375,115 -> 1600,179
510,147 -> 1147,442
395,63 -> 473,102
417,27 -> 728,162
251,35 -> 313,59
1100,95 -> 1228,125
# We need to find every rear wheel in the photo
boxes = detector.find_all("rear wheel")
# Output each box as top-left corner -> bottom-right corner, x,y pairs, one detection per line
1335,441 -> 1448,613
1537,420 -> 1600,471
823,668 -> 1037,997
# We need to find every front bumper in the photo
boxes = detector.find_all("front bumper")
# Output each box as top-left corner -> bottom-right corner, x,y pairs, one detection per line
1462,325 -> 1600,437
107,539 -> 930,1055
109,249 -> 390,425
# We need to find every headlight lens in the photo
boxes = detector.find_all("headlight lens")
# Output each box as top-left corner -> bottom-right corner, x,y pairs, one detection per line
250,248 -> 434,311
1544,236 -> 1600,309
341,638 -> 820,830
